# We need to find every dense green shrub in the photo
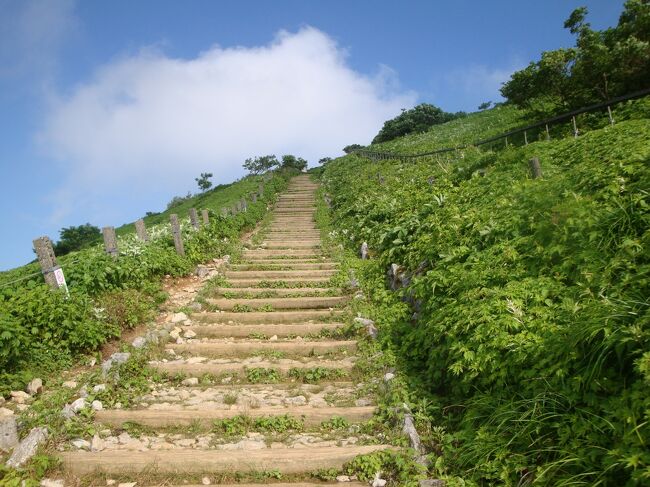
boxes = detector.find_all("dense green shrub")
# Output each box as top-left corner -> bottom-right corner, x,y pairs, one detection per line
321,108 -> 650,485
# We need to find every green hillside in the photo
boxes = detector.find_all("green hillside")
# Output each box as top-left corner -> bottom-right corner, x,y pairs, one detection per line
0,171 -> 290,393
318,97 -> 650,485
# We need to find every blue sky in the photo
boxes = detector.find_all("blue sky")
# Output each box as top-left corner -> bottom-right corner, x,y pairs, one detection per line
0,0 -> 625,271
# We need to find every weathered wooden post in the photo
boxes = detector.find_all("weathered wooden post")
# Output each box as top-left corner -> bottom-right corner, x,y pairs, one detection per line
251,193 -> 257,203
189,208 -> 200,230
258,183 -> 264,196
170,214 -> 184,256
572,116 -> 579,138
232,203 -> 239,215
240,198 -> 247,212
607,106 -> 614,125
221,208 -> 229,217
201,209 -> 209,225
545,124 -> 551,140
135,218 -> 149,242
102,226 -> 118,258
33,237 -> 60,290
529,157 -> 543,179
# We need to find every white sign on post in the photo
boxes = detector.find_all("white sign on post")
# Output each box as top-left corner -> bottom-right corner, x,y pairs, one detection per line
53,267 -> 70,298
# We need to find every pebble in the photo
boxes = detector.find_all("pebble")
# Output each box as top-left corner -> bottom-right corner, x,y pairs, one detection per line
40,480 -> 64,487
171,312 -> 188,323
383,372 -> 395,382
71,438 -> 91,450
26,378 -> 43,395
10,391 -> 30,404
201,477 -> 211,485
91,400 -> 104,411
269,335 -> 278,341
62,381 -> 77,389
106,480 -> 116,486
181,377 -> 199,386
71,397 -> 86,412
93,384 -> 107,393
183,329 -> 197,338
91,434 -> 105,452
336,475 -> 351,482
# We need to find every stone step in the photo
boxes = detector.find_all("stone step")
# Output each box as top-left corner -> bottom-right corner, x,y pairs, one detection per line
207,296 -> 348,311
168,340 -> 357,356
193,309 -> 344,324
60,445 -> 391,475
230,263 -> 337,270
95,405 -> 373,427
236,258 -> 328,264
226,270 -> 335,279
208,287 -> 338,297
242,249 -> 321,257
261,242 -> 321,249
218,277 -> 332,287
166,483 -> 366,487
184,322 -> 346,338
152,358 -> 353,376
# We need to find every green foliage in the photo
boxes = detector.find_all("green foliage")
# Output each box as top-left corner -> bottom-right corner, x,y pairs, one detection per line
502,1 -> 650,115
246,367 -> 281,383
212,414 -> 303,438
344,450 -> 426,485
195,172 -> 213,191
53,223 -> 101,256
343,144 -> 365,154
280,154 -> 308,171
288,367 -> 347,383
166,191 -> 193,210
243,154 -> 279,174
96,288 -> 156,329
321,105 -> 650,485
372,104 -> 465,144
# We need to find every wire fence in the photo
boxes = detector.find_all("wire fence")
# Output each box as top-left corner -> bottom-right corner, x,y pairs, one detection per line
354,87 -> 650,161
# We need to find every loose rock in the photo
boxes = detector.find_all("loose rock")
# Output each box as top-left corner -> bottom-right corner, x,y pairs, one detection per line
62,381 -> 77,389
131,336 -> 147,349
181,378 -> 199,386
183,330 -> 197,339
10,390 -> 30,404
6,427 -> 48,468
26,378 -> 43,395
171,312 -> 188,323
93,384 -> 107,393
91,400 -> 104,411
40,480 -> 64,487
0,416 -> 19,450
71,438 -> 91,450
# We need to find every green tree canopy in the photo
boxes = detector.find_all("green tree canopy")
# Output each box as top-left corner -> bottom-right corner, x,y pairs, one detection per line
242,155 -> 279,174
372,104 -> 464,144
280,154 -> 308,171
195,172 -> 213,191
54,223 -> 101,256
501,0 -> 650,115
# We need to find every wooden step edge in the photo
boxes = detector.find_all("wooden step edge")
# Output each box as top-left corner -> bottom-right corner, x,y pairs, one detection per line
95,405 -> 375,427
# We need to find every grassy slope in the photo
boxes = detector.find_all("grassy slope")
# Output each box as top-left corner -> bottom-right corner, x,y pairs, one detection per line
0,174 -> 264,286
320,98 -> 650,485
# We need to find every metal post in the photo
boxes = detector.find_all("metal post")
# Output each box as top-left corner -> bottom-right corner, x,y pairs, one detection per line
170,214 -> 184,256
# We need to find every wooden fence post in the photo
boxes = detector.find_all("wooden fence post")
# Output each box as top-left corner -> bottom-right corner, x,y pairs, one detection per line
240,198 -> 247,212
135,218 -> 149,242
529,157 -> 543,179
170,214 -> 185,256
201,209 -> 209,225
251,193 -> 257,203
221,208 -> 229,217
258,183 -> 264,196
189,208 -> 200,230
232,203 -> 239,215
33,236 -> 59,290
102,226 -> 118,258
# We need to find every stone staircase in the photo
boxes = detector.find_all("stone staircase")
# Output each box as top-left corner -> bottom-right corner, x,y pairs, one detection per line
58,174 -> 389,485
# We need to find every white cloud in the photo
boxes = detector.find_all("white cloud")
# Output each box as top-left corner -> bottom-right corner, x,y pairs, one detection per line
39,27 -> 416,222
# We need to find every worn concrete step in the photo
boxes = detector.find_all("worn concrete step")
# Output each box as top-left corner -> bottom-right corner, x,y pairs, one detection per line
230,263 -> 337,270
242,249 -> 321,257
193,309 -> 344,324
264,233 -> 321,237
218,277 -> 332,287
226,270 -> 335,279
168,340 -> 357,356
60,445 -> 391,475
208,287 -> 338,297
236,258 -> 328,264
152,358 -> 353,376
95,405 -> 373,427
184,322 -> 346,338
261,242 -> 321,249
208,296 -> 348,311
167,483 -> 366,487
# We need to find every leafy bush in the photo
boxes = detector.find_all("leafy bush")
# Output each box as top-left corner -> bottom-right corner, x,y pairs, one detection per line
321,107 -> 650,485
372,103 -> 465,144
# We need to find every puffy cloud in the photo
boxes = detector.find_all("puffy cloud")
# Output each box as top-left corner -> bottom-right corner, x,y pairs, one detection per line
40,27 -> 416,220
